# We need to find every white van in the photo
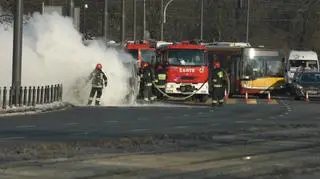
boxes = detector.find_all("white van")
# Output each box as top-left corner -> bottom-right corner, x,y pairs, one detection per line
285,50 -> 319,84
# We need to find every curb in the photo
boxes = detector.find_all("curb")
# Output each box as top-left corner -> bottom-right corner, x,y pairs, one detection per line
0,103 -> 74,117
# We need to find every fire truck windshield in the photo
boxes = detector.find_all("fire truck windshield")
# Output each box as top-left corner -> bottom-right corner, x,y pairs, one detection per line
167,49 -> 205,66
128,50 -> 138,60
127,49 -> 156,64
141,50 -> 156,64
243,48 -> 284,78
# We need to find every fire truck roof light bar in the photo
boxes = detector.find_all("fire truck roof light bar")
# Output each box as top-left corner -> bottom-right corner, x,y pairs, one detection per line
203,42 -> 251,47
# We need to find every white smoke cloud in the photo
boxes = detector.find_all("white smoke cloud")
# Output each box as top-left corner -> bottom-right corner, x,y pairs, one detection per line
0,11 -> 137,106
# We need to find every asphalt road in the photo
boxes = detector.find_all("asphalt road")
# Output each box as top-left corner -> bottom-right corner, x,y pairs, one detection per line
0,98 -> 320,179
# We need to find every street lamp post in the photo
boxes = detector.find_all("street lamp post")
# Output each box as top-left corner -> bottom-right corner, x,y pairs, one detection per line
246,0 -> 250,42
160,0 -> 164,40
12,0 -> 24,106
200,0 -> 204,40
161,0 -> 174,41
69,0 -> 74,19
120,0 -> 125,44
163,0 -> 174,24
104,0 -> 108,41
143,0 -> 146,39
83,3 -> 88,39
133,0 -> 137,41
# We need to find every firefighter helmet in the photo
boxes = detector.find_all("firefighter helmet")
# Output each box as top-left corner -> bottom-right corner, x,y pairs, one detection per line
213,60 -> 221,69
142,62 -> 149,68
96,63 -> 102,70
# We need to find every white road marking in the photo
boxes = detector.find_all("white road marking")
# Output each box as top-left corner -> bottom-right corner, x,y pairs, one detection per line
104,120 -> 119,123
64,123 -> 79,126
129,128 -> 150,132
0,137 -> 25,142
165,116 -> 175,119
235,121 -> 246,124
15,125 -> 36,128
138,117 -> 148,121
174,126 -> 189,129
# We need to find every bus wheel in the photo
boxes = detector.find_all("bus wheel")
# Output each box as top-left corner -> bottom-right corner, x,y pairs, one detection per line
258,94 -> 267,99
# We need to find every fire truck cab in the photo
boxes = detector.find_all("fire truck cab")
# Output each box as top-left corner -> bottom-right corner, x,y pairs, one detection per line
124,40 -> 156,68
154,40 -> 209,101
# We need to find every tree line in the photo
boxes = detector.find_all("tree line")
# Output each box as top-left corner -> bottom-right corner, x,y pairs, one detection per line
1,0 -> 319,54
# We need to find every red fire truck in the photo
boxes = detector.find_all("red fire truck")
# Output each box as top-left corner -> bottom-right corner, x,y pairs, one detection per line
124,40 -> 156,68
154,41 -> 209,101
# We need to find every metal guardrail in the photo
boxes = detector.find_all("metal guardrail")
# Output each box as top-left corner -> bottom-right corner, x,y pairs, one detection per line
0,84 -> 63,110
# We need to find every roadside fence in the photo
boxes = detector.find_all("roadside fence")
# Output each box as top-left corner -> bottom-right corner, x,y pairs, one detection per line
0,84 -> 63,109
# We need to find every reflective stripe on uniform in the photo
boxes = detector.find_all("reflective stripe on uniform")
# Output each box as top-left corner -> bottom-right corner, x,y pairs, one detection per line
212,100 -> 218,104
213,84 -> 223,87
218,99 -> 224,103
150,96 -> 157,100
217,71 -> 224,78
145,83 -> 152,86
88,97 -> 93,100
96,98 -> 100,101
156,85 -> 165,88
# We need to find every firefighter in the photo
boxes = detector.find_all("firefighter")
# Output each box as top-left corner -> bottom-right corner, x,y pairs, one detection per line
209,60 -> 226,108
141,62 -> 156,101
87,63 -> 108,106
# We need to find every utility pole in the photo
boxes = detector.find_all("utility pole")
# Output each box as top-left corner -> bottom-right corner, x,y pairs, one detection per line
143,0 -> 146,39
246,0 -> 250,42
160,0 -> 164,40
200,0 -> 204,40
133,0 -> 137,41
12,0 -> 23,106
121,0 -> 125,43
104,0 -> 108,41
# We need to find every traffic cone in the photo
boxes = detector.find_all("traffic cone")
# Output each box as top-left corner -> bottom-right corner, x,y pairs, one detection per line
267,91 -> 272,104
224,89 -> 229,100
245,91 -> 248,101
305,91 -> 310,103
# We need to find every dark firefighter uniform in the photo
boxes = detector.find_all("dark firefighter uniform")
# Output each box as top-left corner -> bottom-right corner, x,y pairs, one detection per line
141,62 -> 156,101
209,61 -> 226,107
87,63 -> 108,106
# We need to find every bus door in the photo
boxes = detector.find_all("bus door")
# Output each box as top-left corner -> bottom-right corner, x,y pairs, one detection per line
230,55 -> 242,94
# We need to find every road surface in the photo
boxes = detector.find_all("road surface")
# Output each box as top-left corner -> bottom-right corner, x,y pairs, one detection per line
0,98 -> 320,179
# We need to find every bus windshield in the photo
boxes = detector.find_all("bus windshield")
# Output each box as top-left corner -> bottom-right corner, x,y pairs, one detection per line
167,49 -> 205,66
243,48 -> 284,78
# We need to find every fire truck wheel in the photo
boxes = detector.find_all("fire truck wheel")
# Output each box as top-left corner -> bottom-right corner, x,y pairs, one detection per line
294,95 -> 301,101
198,95 -> 209,103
